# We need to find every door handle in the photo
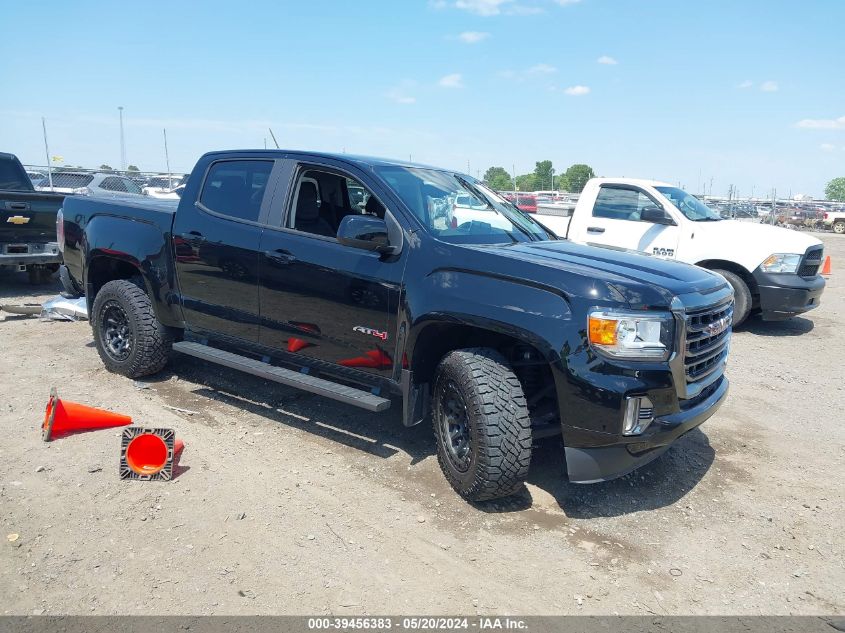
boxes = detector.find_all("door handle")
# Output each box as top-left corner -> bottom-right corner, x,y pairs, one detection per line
179,231 -> 206,244
264,249 -> 296,265
6,202 -> 30,211
586,226 -> 605,234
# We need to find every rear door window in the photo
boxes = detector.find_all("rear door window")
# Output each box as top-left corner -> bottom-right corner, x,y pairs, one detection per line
100,177 -> 127,192
593,187 -> 655,221
199,160 -> 273,223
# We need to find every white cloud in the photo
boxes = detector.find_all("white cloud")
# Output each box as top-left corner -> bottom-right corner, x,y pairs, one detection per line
564,85 -> 590,96
760,80 -> 779,92
597,55 -> 618,65
434,0 -> 542,16
820,143 -> 836,152
797,115 -> 845,130
737,80 -> 753,89
386,81 -> 417,104
527,63 -> 557,74
438,73 -> 464,88
554,0 -> 581,5
453,0 -> 509,15
457,31 -> 490,43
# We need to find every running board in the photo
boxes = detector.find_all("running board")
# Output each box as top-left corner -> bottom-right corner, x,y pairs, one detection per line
173,341 -> 391,412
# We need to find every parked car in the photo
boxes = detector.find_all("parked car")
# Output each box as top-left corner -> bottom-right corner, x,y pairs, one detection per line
36,172 -> 146,198
822,210 -> 845,234
59,149 -> 733,501
142,175 -> 187,197
146,184 -> 186,200
501,192 -> 538,213
0,152 -> 64,283
535,178 -> 825,325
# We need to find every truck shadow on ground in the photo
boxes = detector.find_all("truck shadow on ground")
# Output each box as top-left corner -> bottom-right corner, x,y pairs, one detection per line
738,316 -> 814,337
517,428 -> 715,518
150,356 -> 716,518
0,269 -> 61,301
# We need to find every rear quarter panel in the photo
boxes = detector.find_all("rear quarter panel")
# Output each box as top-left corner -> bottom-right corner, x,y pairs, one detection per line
62,196 -> 182,326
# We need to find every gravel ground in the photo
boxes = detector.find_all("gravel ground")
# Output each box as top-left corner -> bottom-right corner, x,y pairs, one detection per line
0,233 -> 843,616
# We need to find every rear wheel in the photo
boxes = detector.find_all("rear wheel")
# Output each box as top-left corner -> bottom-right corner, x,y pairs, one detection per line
91,279 -> 173,377
433,348 -> 532,501
713,269 -> 751,327
834,220 -> 845,235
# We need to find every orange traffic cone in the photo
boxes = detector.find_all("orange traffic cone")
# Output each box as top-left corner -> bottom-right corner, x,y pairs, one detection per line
821,256 -> 831,276
120,428 -> 184,481
42,388 -> 132,442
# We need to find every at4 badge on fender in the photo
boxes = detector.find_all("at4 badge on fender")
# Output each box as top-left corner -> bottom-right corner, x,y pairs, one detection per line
353,325 -> 388,341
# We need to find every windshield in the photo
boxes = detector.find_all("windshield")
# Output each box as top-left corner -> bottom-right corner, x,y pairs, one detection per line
656,186 -> 722,221
374,166 -> 553,244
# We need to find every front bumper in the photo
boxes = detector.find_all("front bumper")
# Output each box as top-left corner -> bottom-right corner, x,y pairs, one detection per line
752,269 -> 825,320
0,242 -> 61,267
564,376 -> 729,483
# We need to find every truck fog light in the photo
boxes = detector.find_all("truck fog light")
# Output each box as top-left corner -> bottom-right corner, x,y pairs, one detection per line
623,396 -> 654,436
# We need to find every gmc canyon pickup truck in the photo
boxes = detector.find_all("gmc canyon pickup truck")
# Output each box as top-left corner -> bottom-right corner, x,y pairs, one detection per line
60,150 -> 733,501
534,178 -> 826,325
0,152 -> 64,283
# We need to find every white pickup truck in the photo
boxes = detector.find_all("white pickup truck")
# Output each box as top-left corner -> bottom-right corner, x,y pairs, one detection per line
535,178 -> 826,325
822,210 -> 845,234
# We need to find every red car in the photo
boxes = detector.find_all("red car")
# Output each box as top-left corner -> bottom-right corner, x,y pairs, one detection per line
502,193 -> 537,214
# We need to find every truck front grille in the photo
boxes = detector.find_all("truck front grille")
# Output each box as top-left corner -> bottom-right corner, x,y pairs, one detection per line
683,300 -> 733,394
798,246 -> 824,278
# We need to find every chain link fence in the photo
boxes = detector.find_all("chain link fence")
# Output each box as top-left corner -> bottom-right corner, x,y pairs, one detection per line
23,164 -> 189,198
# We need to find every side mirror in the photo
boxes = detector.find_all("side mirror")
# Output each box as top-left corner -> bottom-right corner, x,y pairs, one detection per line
337,215 -> 399,255
641,205 -> 675,225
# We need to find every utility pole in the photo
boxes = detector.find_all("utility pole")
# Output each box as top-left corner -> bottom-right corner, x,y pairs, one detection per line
118,106 -> 126,171
41,117 -> 53,190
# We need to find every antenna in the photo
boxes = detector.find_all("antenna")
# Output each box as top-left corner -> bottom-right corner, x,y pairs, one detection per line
268,128 -> 280,149
163,128 -> 172,189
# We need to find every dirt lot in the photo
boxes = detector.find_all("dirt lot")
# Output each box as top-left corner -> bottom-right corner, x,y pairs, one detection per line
1,233 -> 843,616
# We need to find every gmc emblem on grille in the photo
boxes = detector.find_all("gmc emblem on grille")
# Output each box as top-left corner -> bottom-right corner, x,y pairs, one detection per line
704,316 -> 730,337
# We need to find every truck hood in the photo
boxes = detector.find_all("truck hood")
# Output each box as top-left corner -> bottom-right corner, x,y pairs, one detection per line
689,220 -> 821,266
466,240 -> 727,309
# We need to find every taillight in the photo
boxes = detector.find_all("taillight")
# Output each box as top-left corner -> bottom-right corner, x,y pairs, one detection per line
824,212 -> 828,220
56,208 -> 64,252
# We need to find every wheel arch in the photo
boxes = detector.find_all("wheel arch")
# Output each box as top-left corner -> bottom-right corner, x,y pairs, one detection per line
696,259 -> 759,299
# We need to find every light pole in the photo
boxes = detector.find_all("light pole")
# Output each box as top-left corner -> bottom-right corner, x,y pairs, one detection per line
118,106 -> 126,172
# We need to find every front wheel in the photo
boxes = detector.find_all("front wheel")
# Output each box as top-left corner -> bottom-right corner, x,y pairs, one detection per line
91,279 -> 173,377
713,269 -> 751,327
834,221 -> 845,235
433,348 -> 532,502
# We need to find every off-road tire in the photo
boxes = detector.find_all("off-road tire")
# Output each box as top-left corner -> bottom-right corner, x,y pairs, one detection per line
713,269 -> 751,327
834,220 -> 845,235
433,348 -> 532,502
91,278 -> 173,378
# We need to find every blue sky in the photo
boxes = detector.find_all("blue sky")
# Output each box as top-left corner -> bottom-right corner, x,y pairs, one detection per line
1,0 -> 843,197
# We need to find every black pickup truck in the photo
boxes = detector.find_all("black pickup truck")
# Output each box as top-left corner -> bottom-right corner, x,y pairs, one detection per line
60,150 -> 733,501
1,153 -> 65,283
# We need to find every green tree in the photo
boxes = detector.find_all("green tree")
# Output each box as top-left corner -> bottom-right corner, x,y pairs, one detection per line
515,173 -> 539,192
826,177 -> 845,201
533,160 -> 554,190
562,163 -> 596,193
99,164 -> 115,172
483,166 -> 513,191
127,165 -> 140,172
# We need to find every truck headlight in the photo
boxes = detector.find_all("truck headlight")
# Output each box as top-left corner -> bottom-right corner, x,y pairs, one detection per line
588,311 -> 673,361
760,253 -> 802,274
